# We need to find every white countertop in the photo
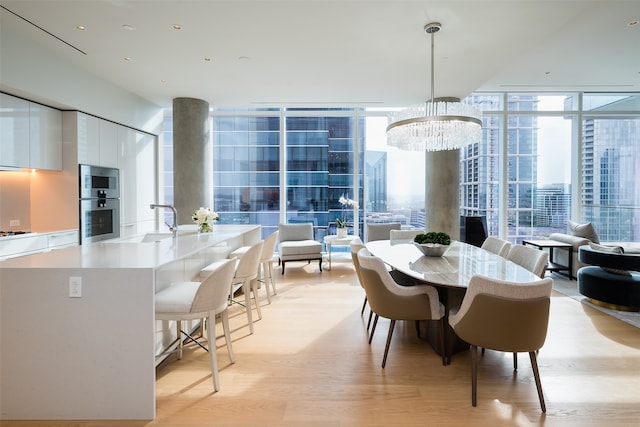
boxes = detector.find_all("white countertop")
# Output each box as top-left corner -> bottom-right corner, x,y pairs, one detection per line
0,224 -> 259,269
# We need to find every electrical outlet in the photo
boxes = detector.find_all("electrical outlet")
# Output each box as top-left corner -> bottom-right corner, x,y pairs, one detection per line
69,276 -> 82,298
9,219 -> 20,227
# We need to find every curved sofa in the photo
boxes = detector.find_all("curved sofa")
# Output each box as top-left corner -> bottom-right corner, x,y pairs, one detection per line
577,246 -> 640,311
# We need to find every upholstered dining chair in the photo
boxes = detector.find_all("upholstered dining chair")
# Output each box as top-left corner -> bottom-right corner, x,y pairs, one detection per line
481,236 -> 512,258
507,244 -> 549,278
449,274 -> 553,412
229,230 -> 279,304
201,240 -> 264,334
365,222 -> 401,242
357,248 -> 446,368
350,238 -> 374,330
155,258 -> 237,391
389,229 -> 423,244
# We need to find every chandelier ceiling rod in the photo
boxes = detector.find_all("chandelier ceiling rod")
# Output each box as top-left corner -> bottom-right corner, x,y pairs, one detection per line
385,22 -> 483,152
426,22 -> 440,103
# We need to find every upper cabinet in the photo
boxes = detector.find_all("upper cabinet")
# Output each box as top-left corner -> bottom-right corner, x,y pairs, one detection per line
76,112 -> 118,168
29,103 -> 62,170
0,93 -> 62,170
0,93 -> 30,168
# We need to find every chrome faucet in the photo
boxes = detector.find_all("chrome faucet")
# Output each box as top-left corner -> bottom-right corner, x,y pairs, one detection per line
150,204 -> 178,237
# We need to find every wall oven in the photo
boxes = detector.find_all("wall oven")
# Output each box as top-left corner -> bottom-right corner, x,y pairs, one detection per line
79,164 -> 120,244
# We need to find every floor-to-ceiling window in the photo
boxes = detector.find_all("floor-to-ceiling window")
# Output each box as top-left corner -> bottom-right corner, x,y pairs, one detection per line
463,93 -> 575,243
212,114 -> 281,238
161,92 -> 639,245
581,93 -> 640,242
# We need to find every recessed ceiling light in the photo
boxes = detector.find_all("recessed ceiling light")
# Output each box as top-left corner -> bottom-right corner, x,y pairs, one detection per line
204,57 -> 211,62
123,57 -> 132,61
629,20 -> 638,26
160,79 -> 167,84
122,24 -> 136,31
172,24 -> 181,30
545,71 -> 551,75
238,56 -> 250,61
76,25 -> 86,31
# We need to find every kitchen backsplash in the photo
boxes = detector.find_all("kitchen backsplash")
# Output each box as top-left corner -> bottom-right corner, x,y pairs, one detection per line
0,171 -> 32,231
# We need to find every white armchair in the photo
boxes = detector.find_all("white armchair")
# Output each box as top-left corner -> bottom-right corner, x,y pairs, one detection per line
278,223 -> 323,274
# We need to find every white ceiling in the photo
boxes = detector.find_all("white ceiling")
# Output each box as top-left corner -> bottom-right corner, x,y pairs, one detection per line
1,0 -> 639,109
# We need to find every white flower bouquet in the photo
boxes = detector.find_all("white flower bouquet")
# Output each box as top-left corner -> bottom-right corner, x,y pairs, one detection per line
192,207 -> 220,232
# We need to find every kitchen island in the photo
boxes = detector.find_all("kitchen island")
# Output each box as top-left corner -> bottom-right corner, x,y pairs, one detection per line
0,224 -> 260,420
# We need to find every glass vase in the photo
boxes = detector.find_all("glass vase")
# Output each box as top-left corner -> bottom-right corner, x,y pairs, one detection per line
198,222 -> 212,233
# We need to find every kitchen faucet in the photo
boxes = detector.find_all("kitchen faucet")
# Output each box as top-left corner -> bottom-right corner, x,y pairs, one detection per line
150,204 -> 178,237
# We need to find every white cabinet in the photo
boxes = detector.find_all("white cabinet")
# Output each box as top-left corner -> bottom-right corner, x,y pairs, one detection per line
76,112 -> 118,168
118,126 -> 156,236
76,113 -> 100,166
47,229 -> 78,249
0,234 -> 48,259
29,103 -> 62,170
0,93 -> 30,168
0,93 -> 62,170
0,229 -> 78,260
99,120 -> 118,168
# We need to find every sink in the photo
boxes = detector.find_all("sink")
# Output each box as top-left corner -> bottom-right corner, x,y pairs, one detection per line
106,227 -> 198,243
106,232 -> 174,243
140,232 -> 174,242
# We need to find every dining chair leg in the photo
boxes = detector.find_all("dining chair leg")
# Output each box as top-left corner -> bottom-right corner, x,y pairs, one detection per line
219,309 -> 235,363
415,320 -> 421,338
471,345 -> 478,407
267,261 -> 277,295
369,314 -> 379,344
367,310 -> 374,331
361,296 -> 367,315
251,278 -> 262,320
205,315 -> 220,392
242,279 -> 255,334
382,320 -> 396,368
259,262 -> 271,304
513,352 -> 518,370
529,351 -> 547,413
177,320 -> 183,359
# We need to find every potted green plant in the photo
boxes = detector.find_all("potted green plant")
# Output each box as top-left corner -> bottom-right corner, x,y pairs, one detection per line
413,231 -> 452,257
335,218 -> 348,238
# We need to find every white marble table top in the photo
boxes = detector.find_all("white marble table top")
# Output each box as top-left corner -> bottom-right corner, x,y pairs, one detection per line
365,240 -> 540,289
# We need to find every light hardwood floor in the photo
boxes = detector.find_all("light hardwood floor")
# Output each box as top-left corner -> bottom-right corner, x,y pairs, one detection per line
3,259 -> 640,426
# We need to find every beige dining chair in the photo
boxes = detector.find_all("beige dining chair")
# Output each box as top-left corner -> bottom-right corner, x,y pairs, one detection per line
449,274 -> 553,412
357,247 -> 446,368
365,222 -> 401,242
155,258 -> 237,391
201,240 -> 264,334
389,229 -> 423,244
481,236 -> 512,258
507,244 -> 549,278
350,238 -> 374,331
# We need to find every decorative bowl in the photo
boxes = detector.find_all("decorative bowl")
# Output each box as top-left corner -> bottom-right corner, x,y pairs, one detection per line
413,242 -> 450,257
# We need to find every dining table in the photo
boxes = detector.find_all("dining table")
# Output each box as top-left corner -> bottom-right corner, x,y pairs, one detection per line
365,239 -> 541,362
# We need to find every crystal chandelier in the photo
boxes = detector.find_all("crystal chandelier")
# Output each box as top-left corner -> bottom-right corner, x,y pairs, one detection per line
387,23 -> 482,152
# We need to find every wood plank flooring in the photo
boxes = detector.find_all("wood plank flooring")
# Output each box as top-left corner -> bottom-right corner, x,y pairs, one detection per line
3,260 -> 640,426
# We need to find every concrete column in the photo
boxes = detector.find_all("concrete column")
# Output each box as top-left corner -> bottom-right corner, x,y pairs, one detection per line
425,149 -> 460,240
172,97 -> 211,225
